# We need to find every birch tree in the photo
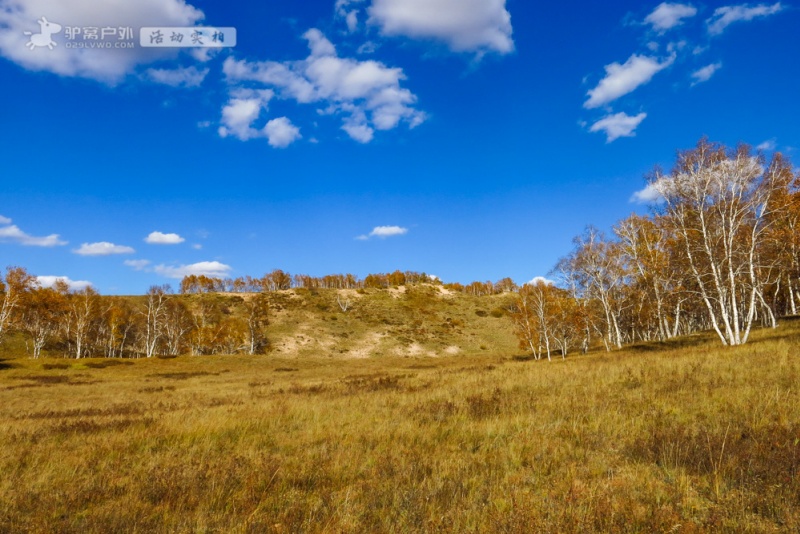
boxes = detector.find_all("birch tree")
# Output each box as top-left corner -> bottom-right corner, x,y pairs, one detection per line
557,227 -> 628,350
142,285 -> 170,358
651,140 -> 786,345
0,266 -> 36,342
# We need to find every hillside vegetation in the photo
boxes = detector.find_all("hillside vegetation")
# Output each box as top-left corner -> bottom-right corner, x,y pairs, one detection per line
1,318 -> 799,532
0,284 -> 519,361
263,285 -> 518,359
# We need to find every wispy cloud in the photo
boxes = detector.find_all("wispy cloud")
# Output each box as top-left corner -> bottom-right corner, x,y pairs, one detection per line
585,54 -> 675,109
630,183 -> 664,203
356,225 -> 409,240
707,2 -> 783,36
154,261 -> 233,279
74,242 -> 135,256
644,3 -> 698,32
0,217 -> 66,247
756,139 -> 777,151
589,112 -> 647,143
145,66 -> 209,88
691,62 -> 722,85
124,259 -> 151,271
145,231 -> 185,245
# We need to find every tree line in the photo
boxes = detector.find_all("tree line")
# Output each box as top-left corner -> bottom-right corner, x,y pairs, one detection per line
510,139 -> 800,359
178,270 -> 518,296
0,266 -> 520,359
0,276 -> 269,359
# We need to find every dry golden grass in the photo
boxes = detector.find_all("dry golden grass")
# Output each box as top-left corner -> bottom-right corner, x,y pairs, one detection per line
1,320 -> 799,532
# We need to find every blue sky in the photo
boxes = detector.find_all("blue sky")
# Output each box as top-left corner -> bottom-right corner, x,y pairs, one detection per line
1,0 -> 797,294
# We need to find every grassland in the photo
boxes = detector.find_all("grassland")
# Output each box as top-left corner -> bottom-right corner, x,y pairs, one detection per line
1,311 -> 799,532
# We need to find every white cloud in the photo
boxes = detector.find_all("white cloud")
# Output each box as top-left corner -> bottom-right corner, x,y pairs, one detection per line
589,112 -> 647,143
756,139 -> 777,151
265,117 -> 302,148
367,0 -> 514,55
526,276 -> 555,286
124,259 -> 151,271
37,275 -> 92,291
585,54 -> 675,109
345,10 -> 359,32
0,218 -> 66,247
223,28 -> 425,144
154,261 -> 232,279
336,0 -> 363,33
145,231 -> 185,245
630,183 -> 664,203
644,3 -> 698,32
691,62 -> 722,85
145,66 -> 209,88
0,0 -> 204,84
707,2 -> 783,35
218,89 -> 275,141
357,225 -> 409,240
74,241 -> 134,256
342,121 -> 374,143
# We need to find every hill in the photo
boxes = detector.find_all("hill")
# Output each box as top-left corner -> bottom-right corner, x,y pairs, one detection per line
0,284 -> 521,360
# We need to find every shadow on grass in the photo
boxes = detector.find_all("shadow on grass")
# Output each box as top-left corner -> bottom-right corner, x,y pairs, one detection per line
0,359 -> 18,370
82,360 -> 135,369
627,333 -> 716,353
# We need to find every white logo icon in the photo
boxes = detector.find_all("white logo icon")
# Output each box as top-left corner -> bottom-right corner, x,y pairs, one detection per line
24,17 -> 62,50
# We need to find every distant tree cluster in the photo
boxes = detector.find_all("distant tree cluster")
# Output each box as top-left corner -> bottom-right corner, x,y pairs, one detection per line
178,270 -> 438,294
0,275 -> 269,359
511,139 -> 800,356
178,270 -> 521,296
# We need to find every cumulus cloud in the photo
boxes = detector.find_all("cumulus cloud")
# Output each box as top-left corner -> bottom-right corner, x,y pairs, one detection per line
37,275 -> 92,291
526,276 -> 555,286
585,54 -> 675,109
630,183 -> 664,203
366,0 -> 514,55
707,2 -> 783,36
644,3 -> 698,32
145,231 -> 185,245
357,225 -> 409,240
265,117 -> 302,148
0,217 -> 66,247
154,261 -> 232,279
589,112 -> 647,143
124,259 -> 151,271
691,62 -> 722,85
222,29 -> 425,144
74,241 -> 135,256
217,89 -> 275,141
0,0 -> 204,84
145,66 -> 209,88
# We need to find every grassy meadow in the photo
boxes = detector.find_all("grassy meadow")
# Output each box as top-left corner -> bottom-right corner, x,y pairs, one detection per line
1,309 -> 799,532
